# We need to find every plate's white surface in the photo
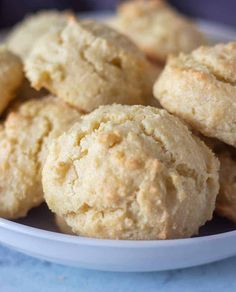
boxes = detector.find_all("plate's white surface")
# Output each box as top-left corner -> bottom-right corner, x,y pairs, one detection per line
0,204 -> 236,272
0,14 -> 236,272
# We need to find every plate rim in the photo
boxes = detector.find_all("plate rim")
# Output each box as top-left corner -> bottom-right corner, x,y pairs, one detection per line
0,217 -> 236,248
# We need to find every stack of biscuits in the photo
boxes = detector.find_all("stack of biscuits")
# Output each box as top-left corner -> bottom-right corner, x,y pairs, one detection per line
0,0 -> 235,240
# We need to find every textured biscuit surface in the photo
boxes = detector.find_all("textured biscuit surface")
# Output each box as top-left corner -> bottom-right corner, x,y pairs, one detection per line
25,19 -> 156,112
154,42 -> 236,147
0,96 -> 81,219
108,0 -> 205,63
0,47 -> 23,114
43,104 -> 219,240
7,10 -> 71,59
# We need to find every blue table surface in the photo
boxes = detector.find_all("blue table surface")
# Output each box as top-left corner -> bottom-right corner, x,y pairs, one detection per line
0,245 -> 236,292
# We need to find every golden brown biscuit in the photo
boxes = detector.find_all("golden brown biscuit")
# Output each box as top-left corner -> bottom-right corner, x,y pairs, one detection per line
43,104 -> 219,240
25,19 -> 156,112
0,96 -> 81,219
0,46 -> 23,115
108,0 -> 205,63
7,10 -> 72,60
154,42 -> 236,147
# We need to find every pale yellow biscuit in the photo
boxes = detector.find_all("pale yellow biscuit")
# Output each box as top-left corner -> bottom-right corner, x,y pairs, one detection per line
194,135 -> 236,223
0,46 -> 23,115
108,0 -> 205,63
154,42 -> 236,147
25,19 -> 156,112
7,10 -> 71,60
0,96 -> 81,219
200,138 -> 236,223
43,105 -> 219,240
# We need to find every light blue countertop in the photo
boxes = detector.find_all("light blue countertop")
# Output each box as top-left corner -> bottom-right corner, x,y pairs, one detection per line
0,245 -> 236,292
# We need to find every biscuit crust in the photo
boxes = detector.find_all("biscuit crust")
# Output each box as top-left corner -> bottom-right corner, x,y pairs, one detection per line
25,19 -> 156,112
154,42 -> 236,147
0,96 -> 81,219
43,105 -> 219,240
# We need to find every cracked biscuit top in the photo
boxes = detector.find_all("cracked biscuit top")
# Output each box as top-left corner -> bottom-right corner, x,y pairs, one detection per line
0,96 -> 81,219
25,19 -> 156,112
154,42 -> 236,147
43,104 -> 219,240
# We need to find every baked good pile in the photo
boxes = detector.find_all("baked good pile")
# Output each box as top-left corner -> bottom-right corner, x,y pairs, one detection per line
0,0 -> 235,240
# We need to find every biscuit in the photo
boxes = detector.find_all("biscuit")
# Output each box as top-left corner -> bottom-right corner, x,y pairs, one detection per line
145,64 -> 162,107
7,10 -> 71,60
201,138 -> 236,223
43,104 -> 219,240
0,96 -> 81,219
216,150 -> 236,223
193,133 -> 236,223
154,42 -> 236,147
108,0 -> 205,63
55,215 -> 74,235
3,79 -> 48,119
0,46 -> 23,115
25,19 -> 157,112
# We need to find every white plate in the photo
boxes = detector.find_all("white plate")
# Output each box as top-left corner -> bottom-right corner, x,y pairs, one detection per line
0,14 -> 236,272
1,204 -> 236,272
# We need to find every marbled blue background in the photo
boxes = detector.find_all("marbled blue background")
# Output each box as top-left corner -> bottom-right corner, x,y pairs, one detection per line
1,245 -> 236,292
